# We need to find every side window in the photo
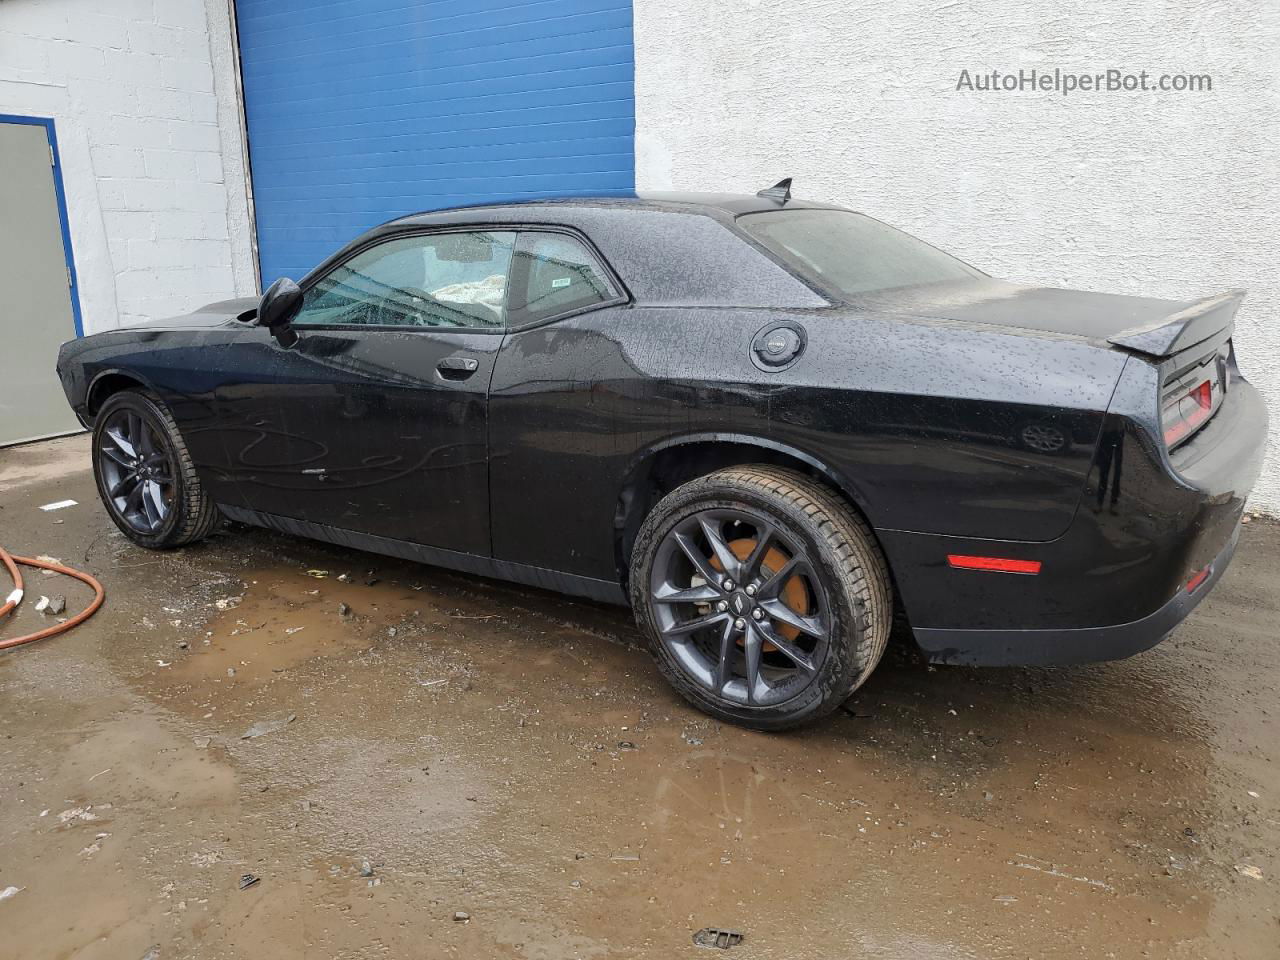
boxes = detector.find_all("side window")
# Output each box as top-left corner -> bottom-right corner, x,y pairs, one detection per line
510,232 -> 618,326
296,231 -> 516,329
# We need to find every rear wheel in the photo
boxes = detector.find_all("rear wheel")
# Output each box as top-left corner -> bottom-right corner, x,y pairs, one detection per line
630,466 -> 892,730
92,390 -> 220,548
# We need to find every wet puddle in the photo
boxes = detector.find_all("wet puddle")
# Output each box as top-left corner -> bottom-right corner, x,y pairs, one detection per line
1,450 -> 1276,960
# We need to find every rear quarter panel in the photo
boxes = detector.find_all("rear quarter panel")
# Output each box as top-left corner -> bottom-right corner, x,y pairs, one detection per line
764,309 -> 1126,540
489,303 -> 1126,580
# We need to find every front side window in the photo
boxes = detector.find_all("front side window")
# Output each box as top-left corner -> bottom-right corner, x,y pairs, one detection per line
509,232 -> 618,326
296,231 -> 516,329
737,209 -> 981,298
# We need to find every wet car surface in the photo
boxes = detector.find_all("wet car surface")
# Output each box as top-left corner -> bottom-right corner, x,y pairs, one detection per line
56,194 -> 1269,705
1,435 -> 1276,959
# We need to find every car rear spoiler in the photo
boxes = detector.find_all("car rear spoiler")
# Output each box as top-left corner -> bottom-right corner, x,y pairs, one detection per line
1107,289 -> 1245,359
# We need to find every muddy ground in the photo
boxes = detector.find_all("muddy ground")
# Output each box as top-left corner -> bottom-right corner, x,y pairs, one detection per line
0,434 -> 1277,960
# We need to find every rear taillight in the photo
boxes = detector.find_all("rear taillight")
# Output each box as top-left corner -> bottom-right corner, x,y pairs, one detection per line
1161,341 -> 1228,451
1162,378 -> 1214,447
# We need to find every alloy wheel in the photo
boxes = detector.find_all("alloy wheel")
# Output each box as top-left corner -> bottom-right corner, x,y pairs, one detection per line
97,409 -> 176,535
648,508 -> 831,706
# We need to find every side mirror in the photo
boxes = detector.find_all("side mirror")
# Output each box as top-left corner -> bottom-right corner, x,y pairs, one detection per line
258,277 -> 303,346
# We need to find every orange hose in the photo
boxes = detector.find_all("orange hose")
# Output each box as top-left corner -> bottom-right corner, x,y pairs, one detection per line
0,547 -> 21,619
0,546 -> 105,651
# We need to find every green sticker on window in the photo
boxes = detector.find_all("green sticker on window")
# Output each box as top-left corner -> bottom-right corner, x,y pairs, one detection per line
551,277 -> 571,289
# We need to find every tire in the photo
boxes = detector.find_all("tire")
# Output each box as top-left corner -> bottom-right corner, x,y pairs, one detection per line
630,466 -> 892,730
91,390 -> 221,549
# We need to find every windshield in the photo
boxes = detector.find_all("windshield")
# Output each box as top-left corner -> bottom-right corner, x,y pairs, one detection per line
737,209 -> 982,297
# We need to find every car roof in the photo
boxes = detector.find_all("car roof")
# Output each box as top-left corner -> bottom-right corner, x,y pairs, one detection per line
386,190 -> 846,228
304,187 -> 841,310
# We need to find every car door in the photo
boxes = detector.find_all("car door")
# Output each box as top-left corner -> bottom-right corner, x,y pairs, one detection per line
213,228 -> 516,555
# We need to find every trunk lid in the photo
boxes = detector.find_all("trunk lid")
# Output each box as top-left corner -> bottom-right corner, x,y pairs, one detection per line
1105,289 -> 1244,358
861,278 -> 1242,358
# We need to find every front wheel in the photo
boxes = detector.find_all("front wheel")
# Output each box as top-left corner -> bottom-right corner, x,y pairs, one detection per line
91,390 -> 221,549
630,466 -> 893,730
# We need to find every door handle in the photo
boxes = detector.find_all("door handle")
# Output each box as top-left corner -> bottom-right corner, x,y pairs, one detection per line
437,356 -> 479,380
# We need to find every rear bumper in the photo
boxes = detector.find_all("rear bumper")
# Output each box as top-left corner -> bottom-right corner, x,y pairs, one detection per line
913,522 -> 1240,666
882,361 -> 1266,667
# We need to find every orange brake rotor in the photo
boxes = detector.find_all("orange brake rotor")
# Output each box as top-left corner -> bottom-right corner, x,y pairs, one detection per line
709,538 -> 809,649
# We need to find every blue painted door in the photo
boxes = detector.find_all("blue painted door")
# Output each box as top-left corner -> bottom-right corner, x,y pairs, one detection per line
234,0 -> 635,285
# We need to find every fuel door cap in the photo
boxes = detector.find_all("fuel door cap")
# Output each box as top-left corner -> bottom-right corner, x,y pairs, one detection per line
751,321 -> 806,370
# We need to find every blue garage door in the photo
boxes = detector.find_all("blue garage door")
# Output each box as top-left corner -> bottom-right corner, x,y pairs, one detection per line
234,0 -> 635,284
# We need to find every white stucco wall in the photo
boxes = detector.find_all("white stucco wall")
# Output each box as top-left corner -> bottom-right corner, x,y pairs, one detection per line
634,0 -> 1280,515
0,0 -> 255,334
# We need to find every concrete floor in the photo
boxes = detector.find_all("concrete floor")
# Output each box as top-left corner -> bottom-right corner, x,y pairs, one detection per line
1,434 -> 1277,960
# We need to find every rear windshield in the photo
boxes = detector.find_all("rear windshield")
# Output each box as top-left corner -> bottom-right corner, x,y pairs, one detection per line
737,209 -> 981,297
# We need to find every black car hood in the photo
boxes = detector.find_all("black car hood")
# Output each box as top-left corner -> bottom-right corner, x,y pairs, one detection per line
858,278 -> 1198,344
124,296 -> 259,330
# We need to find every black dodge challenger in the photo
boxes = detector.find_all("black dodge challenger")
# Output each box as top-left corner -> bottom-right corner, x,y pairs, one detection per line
57,182 -> 1268,728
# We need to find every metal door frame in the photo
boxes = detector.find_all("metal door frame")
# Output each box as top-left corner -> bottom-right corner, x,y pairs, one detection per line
0,113 -> 83,336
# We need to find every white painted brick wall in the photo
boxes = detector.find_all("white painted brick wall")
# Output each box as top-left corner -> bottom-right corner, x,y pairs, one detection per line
0,0 -> 254,334
634,0 -> 1280,515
